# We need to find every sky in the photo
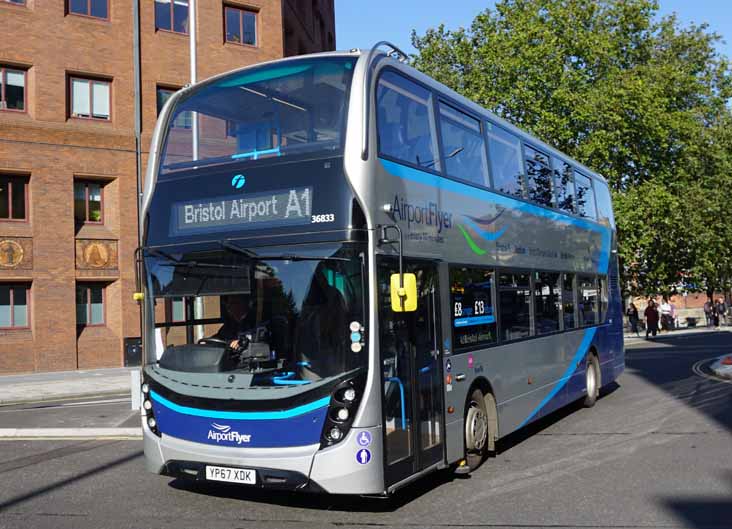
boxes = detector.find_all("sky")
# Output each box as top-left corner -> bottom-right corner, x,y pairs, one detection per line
334,0 -> 732,60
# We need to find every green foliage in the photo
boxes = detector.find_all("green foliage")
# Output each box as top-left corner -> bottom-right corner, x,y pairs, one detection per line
411,0 -> 732,295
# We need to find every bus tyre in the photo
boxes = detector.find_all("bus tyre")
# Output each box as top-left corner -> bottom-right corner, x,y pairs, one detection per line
583,355 -> 600,408
464,389 -> 489,471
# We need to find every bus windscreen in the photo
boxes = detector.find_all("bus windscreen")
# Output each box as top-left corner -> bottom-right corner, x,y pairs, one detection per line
159,57 -> 356,176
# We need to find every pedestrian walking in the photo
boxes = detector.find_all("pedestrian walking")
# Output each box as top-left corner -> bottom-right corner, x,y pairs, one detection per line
660,297 -> 673,331
626,302 -> 640,336
711,302 -> 720,328
703,299 -> 712,327
716,298 -> 727,326
644,300 -> 659,338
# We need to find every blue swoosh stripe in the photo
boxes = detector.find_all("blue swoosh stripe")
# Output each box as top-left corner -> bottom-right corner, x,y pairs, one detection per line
461,215 -> 508,241
379,158 -> 611,273
518,327 -> 597,428
150,390 -> 330,420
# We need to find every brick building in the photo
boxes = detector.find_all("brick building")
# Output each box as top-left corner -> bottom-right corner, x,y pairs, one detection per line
0,0 -> 335,374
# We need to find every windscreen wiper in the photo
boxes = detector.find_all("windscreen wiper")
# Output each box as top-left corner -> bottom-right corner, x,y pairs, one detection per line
221,240 -> 350,262
144,247 -> 247,270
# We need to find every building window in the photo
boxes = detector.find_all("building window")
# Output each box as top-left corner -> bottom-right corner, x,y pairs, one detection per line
68,0 -> 108,19
2,1 -> 27,5
76,283 -> 105,326
450,267 -> 496,349
0,175 -> 28,221
155,0 -> 189,34
74,180 -> 103,224
225,5 -> 257,46
1,67 -> 26,112
0,284 -> 30,329
156,86 -> 191,128
70,77 -> 110,120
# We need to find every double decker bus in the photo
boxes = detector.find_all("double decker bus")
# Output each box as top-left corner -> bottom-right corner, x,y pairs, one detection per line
137,42 -> 623,495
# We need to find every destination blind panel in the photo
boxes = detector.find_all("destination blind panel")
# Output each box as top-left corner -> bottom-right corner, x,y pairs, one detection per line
171,187 -> 313,236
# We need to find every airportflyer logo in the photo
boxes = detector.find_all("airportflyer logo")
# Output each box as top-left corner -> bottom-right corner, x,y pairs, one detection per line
207,422 -> 252,445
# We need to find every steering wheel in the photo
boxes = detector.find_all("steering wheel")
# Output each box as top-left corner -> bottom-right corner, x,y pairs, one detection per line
197,337 -> 229,347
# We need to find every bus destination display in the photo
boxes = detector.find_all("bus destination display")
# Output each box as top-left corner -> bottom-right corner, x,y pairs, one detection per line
172,187 -> 313,235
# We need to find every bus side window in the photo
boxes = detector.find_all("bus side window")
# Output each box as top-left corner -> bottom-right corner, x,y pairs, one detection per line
578,275 -> 598,326
574,171 -> 597,220
376,71 -> 441,171
533,271 -> 561,335
450,267 -> 497,350
485,122 -> 525,198
524,145 -> 553,207
562,273 -> 576,329
498,271 -> 531,341
553,159 -> 575,214
437,102 -> 489,187
594,181 -> 615,227
599,276 -> 609,323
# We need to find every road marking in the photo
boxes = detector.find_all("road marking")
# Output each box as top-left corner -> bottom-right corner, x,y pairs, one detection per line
692,358 -> 732,384
0,398 -> 132,413
0,428 -> 141,439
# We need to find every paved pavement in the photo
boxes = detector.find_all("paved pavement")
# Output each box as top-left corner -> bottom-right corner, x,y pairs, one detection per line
0,367 -> 135,406
1,330 -> 731,528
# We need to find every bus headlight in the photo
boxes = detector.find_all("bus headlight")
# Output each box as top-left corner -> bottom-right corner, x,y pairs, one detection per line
319,374 -> 366,449
142,378 -> 161,437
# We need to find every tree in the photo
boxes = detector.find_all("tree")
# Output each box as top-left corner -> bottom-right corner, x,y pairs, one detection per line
411,0 -> 732,295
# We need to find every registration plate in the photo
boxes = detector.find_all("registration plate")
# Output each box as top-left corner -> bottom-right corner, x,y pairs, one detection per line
205,465 -> 256,485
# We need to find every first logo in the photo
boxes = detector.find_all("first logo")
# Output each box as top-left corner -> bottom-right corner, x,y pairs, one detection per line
231,174 -> 246,189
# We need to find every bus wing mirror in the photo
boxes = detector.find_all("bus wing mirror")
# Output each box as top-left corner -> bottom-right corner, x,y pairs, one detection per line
390,273 -> 417,312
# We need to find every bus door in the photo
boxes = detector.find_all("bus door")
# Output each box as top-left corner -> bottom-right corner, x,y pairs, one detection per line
378,260 -> 444,488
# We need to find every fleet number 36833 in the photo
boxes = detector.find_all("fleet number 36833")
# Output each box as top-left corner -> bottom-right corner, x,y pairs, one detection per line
311,214 -> 335,223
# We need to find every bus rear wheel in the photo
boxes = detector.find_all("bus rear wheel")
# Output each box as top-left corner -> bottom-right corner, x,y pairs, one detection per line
583,354 -> 600,408
464,389 -> 489,471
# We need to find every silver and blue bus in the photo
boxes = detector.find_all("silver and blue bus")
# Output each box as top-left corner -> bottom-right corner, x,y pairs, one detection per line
137,42 -> 624,495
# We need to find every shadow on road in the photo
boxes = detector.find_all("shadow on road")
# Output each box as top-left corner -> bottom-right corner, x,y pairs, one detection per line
660,471 -> 732,529
625,330 -> 732,433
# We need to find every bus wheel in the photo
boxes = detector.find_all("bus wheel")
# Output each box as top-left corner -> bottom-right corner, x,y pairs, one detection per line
464,389 -> 489,471
583,354 -> 600,408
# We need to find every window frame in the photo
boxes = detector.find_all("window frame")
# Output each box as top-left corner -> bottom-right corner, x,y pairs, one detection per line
436,99 -> 491,188
155,0 -> 189,35
224,5 -> 258,47
69,76 -> 112,121
577,274 -> 599,327
449,265 -> 498,352
67,0 -> 109,20
524,143 -> 554,208
484,120 -> 527,199
0,66 -> 27,113
0,174 -> 29,222
1,0 -> 27,6
76,283 -> 106,327
73,180 -> 105,225
0,283 -> 31,330
375,68 -> 443,176
574,170 -> 598,220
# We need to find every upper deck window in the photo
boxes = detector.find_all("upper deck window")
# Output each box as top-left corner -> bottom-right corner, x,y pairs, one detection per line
574,171 -> 597,219
525,145 -> 553,207
438,102 -> 489,186
553,159 -> 575,214
594,180 -> 615,227
159,57 -> 356,177
376,71 -> 440,171
486,122 -> 524,198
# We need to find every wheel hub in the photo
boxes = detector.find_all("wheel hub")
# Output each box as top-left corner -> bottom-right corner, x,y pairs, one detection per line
465,404 -> 488,452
